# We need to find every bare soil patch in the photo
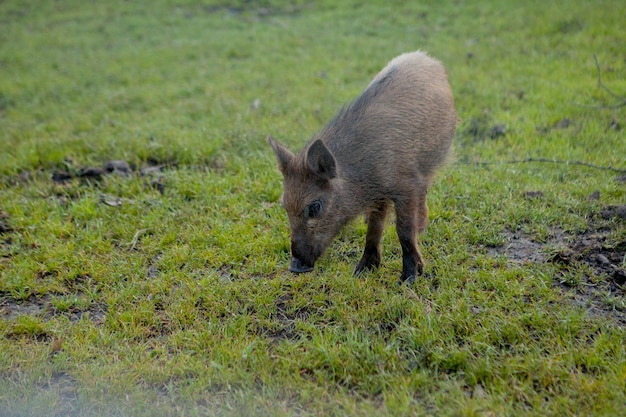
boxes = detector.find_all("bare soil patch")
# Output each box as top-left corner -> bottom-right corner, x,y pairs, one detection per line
489,208 -> 626,325
0,292 -> 107,325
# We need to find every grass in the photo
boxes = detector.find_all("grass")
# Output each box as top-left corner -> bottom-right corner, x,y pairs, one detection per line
1,0 -> 625,415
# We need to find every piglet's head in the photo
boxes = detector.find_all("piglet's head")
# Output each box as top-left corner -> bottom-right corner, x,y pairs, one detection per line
268,135 -> 342,273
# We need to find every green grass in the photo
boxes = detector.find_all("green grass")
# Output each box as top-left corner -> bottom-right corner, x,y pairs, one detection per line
1,0 -> 625,416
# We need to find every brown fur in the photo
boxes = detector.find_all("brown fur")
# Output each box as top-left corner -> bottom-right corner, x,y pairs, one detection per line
269,51 -> 456,283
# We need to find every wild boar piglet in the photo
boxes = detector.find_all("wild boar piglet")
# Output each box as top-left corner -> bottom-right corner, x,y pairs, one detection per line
269,50 -> 457,284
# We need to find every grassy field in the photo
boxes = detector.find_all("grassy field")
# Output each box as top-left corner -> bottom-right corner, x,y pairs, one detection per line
1,0 -> 625,415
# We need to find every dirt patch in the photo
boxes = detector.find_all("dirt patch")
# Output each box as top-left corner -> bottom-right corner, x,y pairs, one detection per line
0,211 -> 14,260
199,3 -> 309,19
0,210 -> 12,234
600,205 -> 626,221
62,302 -> 108,324
0,293 -> 107,325
461,114 -> 509,143
49,159 -> 167,187
258,288 -> 328,342
0,293 -> 48,320
488,211 -> 625,326
550,233 -> 626,287
265,292 -> 310,341
146,254 -> 162,279
489,229 -> 549,264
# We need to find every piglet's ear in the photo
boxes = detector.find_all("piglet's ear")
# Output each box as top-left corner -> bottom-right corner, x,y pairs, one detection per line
306,139 -> 336,181
268,135 -> 294,175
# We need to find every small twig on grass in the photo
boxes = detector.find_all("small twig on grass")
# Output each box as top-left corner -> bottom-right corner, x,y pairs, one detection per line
594,54 -> 625,103
465,157 -> 626,174
128,228 -> 150,250
577,55 -> 626,109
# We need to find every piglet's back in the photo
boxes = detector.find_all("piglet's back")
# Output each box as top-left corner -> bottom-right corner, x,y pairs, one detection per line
317,51 -> 456,184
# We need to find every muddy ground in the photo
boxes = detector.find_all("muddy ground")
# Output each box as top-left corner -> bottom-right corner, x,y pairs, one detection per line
489,208 -> 626,326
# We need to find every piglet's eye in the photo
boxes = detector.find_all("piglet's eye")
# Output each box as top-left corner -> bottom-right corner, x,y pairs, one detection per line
305,200 -> 323,219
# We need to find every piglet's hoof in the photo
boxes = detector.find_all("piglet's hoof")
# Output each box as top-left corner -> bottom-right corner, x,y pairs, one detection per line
289,257 -> 314,274
398,275 -> 416,286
